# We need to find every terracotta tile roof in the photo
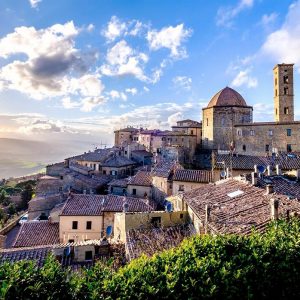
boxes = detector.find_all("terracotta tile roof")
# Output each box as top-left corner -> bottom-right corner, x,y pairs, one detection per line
128,171 -> 152,186
126,224 -> 196,261
0,246 -> 52,267
173,169 -> 213,183
73,173 -> 111,188
214,153 -> 300,171
60,194 -> 156,216
207,87 -> 249,108
107,178 -> 129,188
101,155 -> 136,167
151,160 -> 183,178
182,178 -> 300,235
131,150 -> 153,157
13,221 -> 59,248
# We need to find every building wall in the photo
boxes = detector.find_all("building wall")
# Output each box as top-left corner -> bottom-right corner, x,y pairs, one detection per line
114,211 -> 189,242
172,181 -> 207,195
234,122 -> 300,155
202,106 -> 253,150
152,176 -> 169,203
274,64 -> 294,122
59,215 -> 103,243
114,130 -> 135,146
127,185 -> 151,198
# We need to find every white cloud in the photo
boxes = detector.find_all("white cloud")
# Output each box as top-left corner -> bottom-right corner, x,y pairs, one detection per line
80,97 -> 106,112
129,21 -> 143,36
261,1 -> 300,67
261,13 -> 278,27
143,86 -> 150,92
87,24 -> 95,32
216,0 -> 254,27
108,90 -> 127,101
100,40 -> 148,81
0,22 -> 105,110
125,88 -> 137,95
29,0 -> 41,8
62,97 -> 80,109
231,69 -> 258,88
173,76 -> 192,91
102,16 -> 127,42
147,24 -> 192,58
167,112 -> 183,127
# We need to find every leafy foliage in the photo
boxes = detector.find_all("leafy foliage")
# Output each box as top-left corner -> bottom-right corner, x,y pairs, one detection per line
1,219 -> 300,299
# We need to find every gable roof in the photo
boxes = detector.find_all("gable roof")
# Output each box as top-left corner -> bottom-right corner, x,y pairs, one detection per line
0,246 -> 52,268
173,169 -> 213,183
214,153 -> 300,171
182,177 -> 300,235
128,171 -> 152,186
101,155 -> 136,167
13,221 -> 59,248
60,194 -> 156,216
151,160 -> 183,178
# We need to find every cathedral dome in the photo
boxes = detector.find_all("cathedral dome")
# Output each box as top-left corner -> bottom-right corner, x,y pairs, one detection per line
207,87 -> 248,108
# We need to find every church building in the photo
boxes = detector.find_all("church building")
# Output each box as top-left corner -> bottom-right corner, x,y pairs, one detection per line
202,63 -> 300,156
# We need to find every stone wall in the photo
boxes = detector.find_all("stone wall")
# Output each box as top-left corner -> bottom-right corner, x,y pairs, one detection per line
234,122 -> 300,155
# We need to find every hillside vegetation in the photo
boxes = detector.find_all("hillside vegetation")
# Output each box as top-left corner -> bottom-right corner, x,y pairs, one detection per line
1,219 -> 300,299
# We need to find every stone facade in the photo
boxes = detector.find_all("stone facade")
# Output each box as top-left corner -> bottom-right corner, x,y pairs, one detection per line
234,121 -> 300,155
274,64 -> 294,122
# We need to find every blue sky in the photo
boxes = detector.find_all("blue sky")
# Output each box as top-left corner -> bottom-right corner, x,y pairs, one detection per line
0,0 -> 299,147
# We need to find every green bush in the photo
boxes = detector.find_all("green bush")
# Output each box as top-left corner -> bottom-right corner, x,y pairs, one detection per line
0,219 -> 300,299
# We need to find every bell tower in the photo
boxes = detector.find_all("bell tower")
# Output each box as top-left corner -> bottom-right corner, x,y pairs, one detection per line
274,63 -> 294,122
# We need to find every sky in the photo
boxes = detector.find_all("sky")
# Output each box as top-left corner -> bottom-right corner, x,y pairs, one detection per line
0,0 -> 300,149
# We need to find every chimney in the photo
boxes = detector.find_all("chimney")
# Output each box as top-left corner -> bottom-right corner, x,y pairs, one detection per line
254,165 -> 258,173
205,204 -> 211,234
266,184 -> 274,194
226,167 -> 230,179
123,200 -> 129,213
270,198 -> 279,220
267,165 -> 272,176
276,164 -> 281,175
251,172 -> 258,186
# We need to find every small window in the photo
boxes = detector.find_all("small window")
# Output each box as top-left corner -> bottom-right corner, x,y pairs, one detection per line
275,78 -> 277,85
242,145 -> 246,151
206,118 -> 208,126
151,217 -> 161,228
72,221 -> 78,230
275,89 -> 277,96
60,175 -> 64,180
180,213 -> 184,219
103,170 -> 106,175
85,251 -> 93,260
269,129 -> 273,136
287,144 -> 292,152
284,107 -> 289,115
284,87 -> 289,95
86,221 -> 92,230
275,108 -> 278,115
265,144 -> 270,152
237,130 -> 242,136
283,75 -> 289,84
68,239 -> 74,243
124,150 -> 127,155
132,188 -> 136,195
179,185 -> 184,191
191,130 -> 194,135
250,130 -> 254,136
287,129 -> 292,136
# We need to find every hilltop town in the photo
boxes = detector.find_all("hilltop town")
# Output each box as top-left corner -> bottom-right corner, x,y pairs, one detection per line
1,63 -> 300,269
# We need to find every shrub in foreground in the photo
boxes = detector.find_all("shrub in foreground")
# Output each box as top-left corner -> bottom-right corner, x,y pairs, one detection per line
0,219 -> 300,299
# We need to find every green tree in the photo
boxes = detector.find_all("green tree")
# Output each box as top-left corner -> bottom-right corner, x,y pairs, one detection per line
7,203 -> 17,216
20,184 -> 34,210
0,190 -> 6,204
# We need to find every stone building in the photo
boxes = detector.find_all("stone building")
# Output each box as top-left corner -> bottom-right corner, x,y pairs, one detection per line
202,63 -> 300,156
59,194 -> 155,243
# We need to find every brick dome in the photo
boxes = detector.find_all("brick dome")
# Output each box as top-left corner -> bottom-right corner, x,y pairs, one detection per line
207,87 -> 248,108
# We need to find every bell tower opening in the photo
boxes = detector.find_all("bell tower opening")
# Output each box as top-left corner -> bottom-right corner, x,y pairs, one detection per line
273,63 -> 294,122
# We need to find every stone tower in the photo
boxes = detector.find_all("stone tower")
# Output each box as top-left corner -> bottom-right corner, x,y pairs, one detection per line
274,63 -> 294,122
